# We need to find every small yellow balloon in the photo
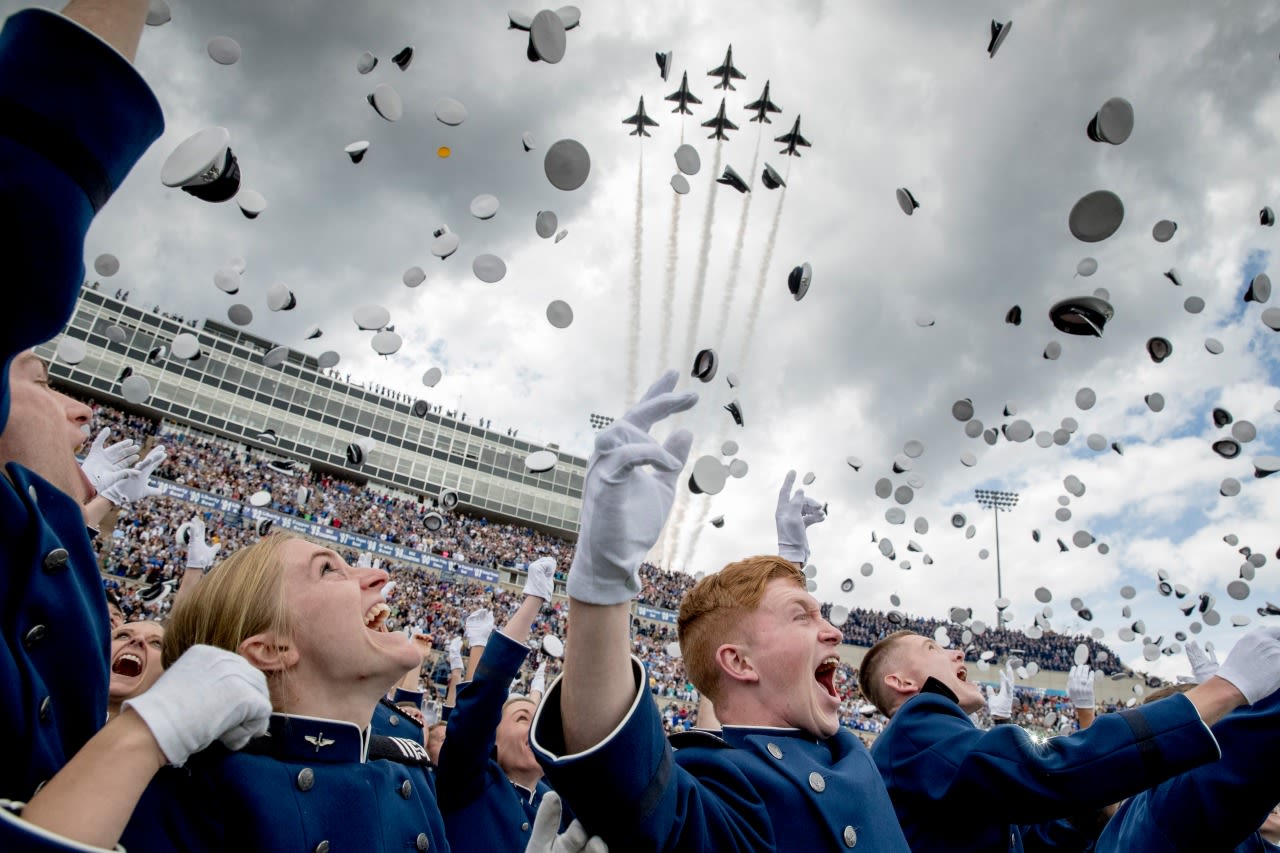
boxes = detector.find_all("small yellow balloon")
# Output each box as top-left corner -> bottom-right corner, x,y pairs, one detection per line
437,146 -> 452,158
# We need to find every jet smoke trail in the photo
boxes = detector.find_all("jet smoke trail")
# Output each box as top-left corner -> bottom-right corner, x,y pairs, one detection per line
715,128 -> 762,341
657,189 -> 682,375
680,139 -> 724,366
626,153 -> 644,402
738,185 -> 788,366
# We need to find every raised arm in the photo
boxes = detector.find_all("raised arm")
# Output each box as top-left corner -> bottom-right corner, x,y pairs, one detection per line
59,0 -> 149,62
559,371 -> 696,753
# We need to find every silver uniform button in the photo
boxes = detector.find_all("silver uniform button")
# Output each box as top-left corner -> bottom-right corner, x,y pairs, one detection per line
390,715 -> 400,726
296,768 -> 315,792
766,742 -> 783,760
808,771 -> 826,793
27,485 -> 38,504
416,832 -> 430,850
400,779 -> 412,799
38,696 -> 52,722
843,825 -> 857,848
42,548 -> 69,573
24,624 -> 47,648
314,842 -> 329,853
521,822 -> 530,832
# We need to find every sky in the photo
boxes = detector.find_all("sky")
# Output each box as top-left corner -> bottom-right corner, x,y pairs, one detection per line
17,0 -> 1280,681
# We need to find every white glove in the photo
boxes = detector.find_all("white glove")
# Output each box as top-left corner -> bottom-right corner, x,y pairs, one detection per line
525,791 -> 609,853
355,551 -> 373,568
1067,664 -> 1095,709
447,636 -> 464,671
1185,640 -> 1220,684
465,609 -> 494,648
775,470 -> 826,564
101,446 -> 167,506
987,664 -> 1014,719
183,517 -> 221,571
566,371 -> 696,605
80,427 -> 140,491
1213,626 -> 1280,705
530,661 -> 548,696
122,644 -> 272,766
525,557 -> 557,602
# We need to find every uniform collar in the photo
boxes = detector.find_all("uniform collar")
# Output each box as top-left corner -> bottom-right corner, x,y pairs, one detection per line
258,713 -> 371,764
720,724 -> 823,746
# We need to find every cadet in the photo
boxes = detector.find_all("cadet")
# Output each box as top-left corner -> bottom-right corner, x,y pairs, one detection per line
531,373 -> 911,851
859,625 -> 1280,852
0,0 -> 163,803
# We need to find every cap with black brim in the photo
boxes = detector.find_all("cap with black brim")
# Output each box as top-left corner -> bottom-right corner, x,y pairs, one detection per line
787,263 -> 812,301
1086,97 -> 1134,145
896,187 -> 919,216
688,455 -> 728,495
1049,295 -> 1114,336
368,84 -> 404,122
691,348 -> 718,382
161,127 -> 241,203
392,46 -> 414,71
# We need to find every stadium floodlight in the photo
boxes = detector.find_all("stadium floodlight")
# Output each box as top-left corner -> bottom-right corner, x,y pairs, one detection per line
588,413 -> 614,431
974,489 -> 1020,629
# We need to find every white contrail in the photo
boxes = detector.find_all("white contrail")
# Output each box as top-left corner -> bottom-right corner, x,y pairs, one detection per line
681,139 -> 724,366
715,128 -> 762,341
626,152 -> 645,402
657,184 -> 682,375
738,184 -> 788,366
680,494 -> 713,572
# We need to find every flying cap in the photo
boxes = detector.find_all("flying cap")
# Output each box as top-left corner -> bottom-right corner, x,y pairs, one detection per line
691,348 -> 718,382
1076,257 -> 1098,277
435,98 -> 468,126
214,267 -> 240,293
1213,407 -> 1233,427
536,210 -> 559,238
228,304 -> 253,326
317,351 -> 340,369
266,283 -> 296,311
146,0 -> 171,26
1152,220 -> 1177,242
422,367 -> 443,387
105,325 -> 127,344
529,9 -> 567,63
94,253 -> 120,277
368,84 -> 404,121
171,333 -> 200,360
470,194 -> 499,220
987,19 -> 1012,57
1069,191 -> 1124,242
896,187 -> 919,216
161,127 -> 241,202
1075,387 -> 1096,410
1263,307 -> 1280,331
522,131 -> 536,152
403,266 -> 426,288
545,139 -> 591,190
1245,273 -> 1271,303
724,399 -> 744,427
656,51 -> 673,81
263,346 -> 288,368
787,263 -> 812,301
1164,268 -> 1182,287
689,455 -> 728,495
423,511 -> 444,532
525,450 -> 558,473
473,254 -> 507,283
674,144 -> 701,176
1146,337 -> 1172,363
1205,338 -> 1224,355
1086,97 -> 1134,145
546,300 -> 574,328
371,331 -> 402,356
1049,295 -> 1114,336
710,515 -> 725,528
1005,305 -> 1022,325
1184,296 -> 1205,314
717,165 -> 750,193
392,46 -> 414,71
761,163 -> 785,189
353,305 -> 391,331
1213,439 -> 1241,459
670,174 -> 690,194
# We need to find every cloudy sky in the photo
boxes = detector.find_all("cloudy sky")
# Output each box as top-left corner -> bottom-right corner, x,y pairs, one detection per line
20,0 -> 1280,679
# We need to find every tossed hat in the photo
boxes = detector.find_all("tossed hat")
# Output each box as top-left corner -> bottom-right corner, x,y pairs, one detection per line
207,36 -> 241,66
655,51 -> 673,81
356,51 -> 378,74
545,139 -> 591,191
724,399 -> 744,427
1049,295 -> 1114,336
896,187 -> 919,216
1152,220 -> 1178,242
1146,337 -> 1172,363
392,46 -> 414,71
674,144 -> 701,176
691,348 -> 718,382
161,127 -> 241,202
987,19 -> 1012,57
1086,97 -> 1134,145
787,263 -> 812,301
546,300 -> 574,328
688,455 -> 728,495
1262,207 -> 1275,227
368,83 -> 403,121
761,163 -> 785,189
525,450 -> 558,473
1245,273 -> 1271,303
1068,190 -> 1124,242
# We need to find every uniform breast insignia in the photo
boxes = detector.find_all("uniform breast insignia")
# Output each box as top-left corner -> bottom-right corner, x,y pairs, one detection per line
370,735 -> 431,766
305,733 -> 336,752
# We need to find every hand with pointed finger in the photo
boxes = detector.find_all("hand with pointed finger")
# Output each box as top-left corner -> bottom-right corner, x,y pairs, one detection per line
101,445 -> 167,506
79,427 -> 140,492
182,516 -> 221,571
566,370 -> 697,605
987,666 -> 1014,719
525,791 -> 610,853
530,661 -> 548,696
775,470 -> 826,564
1185,640 -> 1219,684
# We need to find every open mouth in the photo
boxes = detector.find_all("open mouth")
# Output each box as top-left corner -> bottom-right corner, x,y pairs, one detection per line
112,652 -> 143,678
815,656 -> 839,698
956,667 -> 969,683
364,602 -> 390,632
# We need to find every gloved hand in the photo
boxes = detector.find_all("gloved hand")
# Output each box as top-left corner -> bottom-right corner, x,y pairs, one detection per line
79,427 -> 140,492
1213,626 -> 1280,704
530,661 -> 548,696
101,446 -> 167,506
525,557 -> 557,601
1067,664 -> 1095,709
566,371 -> 696,605
1185,640 -> 1220,684
122,644 -> 272,766
447,636 -> 464,671
182,516 -> 221,571
465,609 -> 494,648
775,470 -> 826,564
987,664 -> 1014,719
355,552 -> 373,568
525,791 -> 609,853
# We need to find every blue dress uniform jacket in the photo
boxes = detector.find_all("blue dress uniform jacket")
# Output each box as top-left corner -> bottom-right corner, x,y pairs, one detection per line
871,691 -> 1222,852
0,6 -> 162,803
531,656 -> 910,852
120,713 -> 450,852
1095,690 -> 1280,853
438,631 -> 550,850
374,695 -> 426,739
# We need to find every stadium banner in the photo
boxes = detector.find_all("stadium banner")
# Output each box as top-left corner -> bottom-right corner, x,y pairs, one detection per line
155,480 -> 500,584
636,605 -> 678,624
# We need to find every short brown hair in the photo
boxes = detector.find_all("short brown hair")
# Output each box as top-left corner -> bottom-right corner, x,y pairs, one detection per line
858,630 -> 917,717
677,555 -> 805,702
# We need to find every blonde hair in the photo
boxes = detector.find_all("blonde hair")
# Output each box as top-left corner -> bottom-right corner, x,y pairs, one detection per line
677,555 -> 805,703
162,532 -> 295,672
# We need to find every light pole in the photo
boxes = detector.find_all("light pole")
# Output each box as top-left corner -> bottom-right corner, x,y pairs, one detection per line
974,488 -> 1019,629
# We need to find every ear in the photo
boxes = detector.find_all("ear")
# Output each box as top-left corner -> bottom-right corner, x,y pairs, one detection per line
714,642 -> 759,686
883,671 -> 918,699
238,630 -> 299,673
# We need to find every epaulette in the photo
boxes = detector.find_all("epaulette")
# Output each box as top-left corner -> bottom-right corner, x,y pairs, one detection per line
369,735 -> 432,767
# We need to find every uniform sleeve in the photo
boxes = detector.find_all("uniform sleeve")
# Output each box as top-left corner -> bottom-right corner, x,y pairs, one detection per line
0,802 -> 121,852
435,630 -> 528,812
881,693 -> 1221,825
1096,691 -> 1280,853
531,657 -> 773,852
0,8 -> 163,430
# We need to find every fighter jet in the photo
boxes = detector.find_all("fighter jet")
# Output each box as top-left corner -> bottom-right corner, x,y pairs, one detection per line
716,164 -> 750,194
707,45 -> 746,91
701,98 -> 738,141
665,70 -> 702,115
745,80 -> 782,123
622,96 -> 659,137
774,115 -> 812,157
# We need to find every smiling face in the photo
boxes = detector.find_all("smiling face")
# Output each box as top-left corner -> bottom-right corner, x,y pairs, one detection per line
731,578 -> 845,738
0,352 -> 94,502
109,621 -> 165,706
880,634 -> 986,715
276,538 -> 421,691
